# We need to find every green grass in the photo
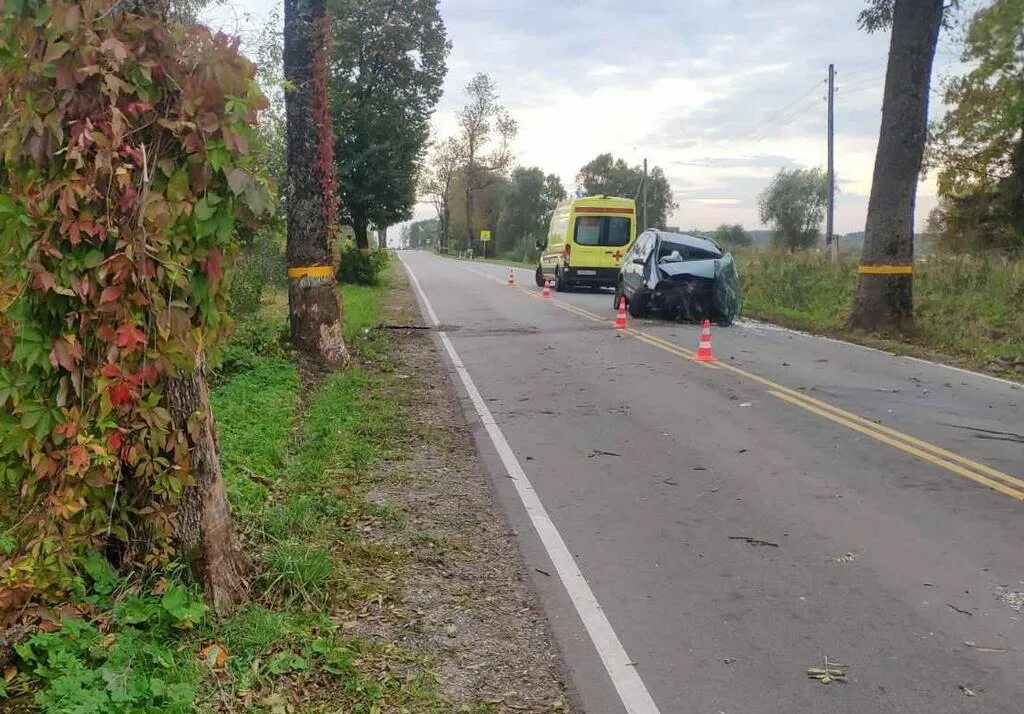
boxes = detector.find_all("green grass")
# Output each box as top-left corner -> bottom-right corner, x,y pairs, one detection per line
212,359 -> 299,520
737,248 -> 1024,375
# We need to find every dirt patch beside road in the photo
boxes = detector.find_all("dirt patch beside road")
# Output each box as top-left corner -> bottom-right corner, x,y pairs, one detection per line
353,264 -> 570,712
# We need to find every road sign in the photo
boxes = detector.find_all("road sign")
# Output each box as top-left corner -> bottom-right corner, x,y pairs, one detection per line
480,230 -> 492,242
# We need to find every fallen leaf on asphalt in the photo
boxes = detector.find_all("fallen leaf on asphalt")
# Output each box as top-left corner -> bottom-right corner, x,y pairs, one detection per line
959,685 -> 976,697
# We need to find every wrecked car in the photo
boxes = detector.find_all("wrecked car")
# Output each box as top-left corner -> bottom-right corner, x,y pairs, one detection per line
614,229 -> 741,325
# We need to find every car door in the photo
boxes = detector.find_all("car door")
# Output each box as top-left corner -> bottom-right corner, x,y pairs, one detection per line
622,232 -> 652,296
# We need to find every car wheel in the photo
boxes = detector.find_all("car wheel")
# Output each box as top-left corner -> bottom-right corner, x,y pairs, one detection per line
535,266 -> 545,287
628,292 -> 649,318
614,283 -> 625,309
554,268 -> 567,292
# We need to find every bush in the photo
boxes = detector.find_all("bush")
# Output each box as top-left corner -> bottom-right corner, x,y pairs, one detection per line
228,226 -> 285,318
215,317 -> 289,383
337,246 -> 390,285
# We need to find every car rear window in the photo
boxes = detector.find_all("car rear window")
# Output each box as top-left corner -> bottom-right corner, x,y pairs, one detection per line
573,216 -> 631,246
658,241 -> 721,262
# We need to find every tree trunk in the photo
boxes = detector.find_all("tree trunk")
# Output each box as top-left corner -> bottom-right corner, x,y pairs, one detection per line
378,226 -> 388,250
284,0 -> 348,368
848,0 -> 944,332
167,358 -> 250,616
465,162 -> 475,252
353,217 -> 370,251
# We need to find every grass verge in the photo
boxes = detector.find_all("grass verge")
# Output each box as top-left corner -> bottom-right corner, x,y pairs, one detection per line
737,249 -> 1024,380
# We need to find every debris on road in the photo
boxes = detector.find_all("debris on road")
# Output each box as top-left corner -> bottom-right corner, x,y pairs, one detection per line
723,658 -> 737,665
831,551 -> 861,564
997,589 -> 1024,612
947,603 -> 974,616
729,536 -> 779,548
807,657 -> 847,684
959,685 -> 977,697
587,449 -> 621,458
964,641 -> 1008,653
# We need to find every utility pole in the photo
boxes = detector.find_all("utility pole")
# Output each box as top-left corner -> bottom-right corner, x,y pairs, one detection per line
826,63 -> 837,263
642,158 -> 649,231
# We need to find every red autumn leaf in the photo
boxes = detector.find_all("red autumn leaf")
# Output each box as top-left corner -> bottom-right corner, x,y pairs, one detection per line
204,250 -> 222,282
99,285 -> 121,305
67,444 -> 90,473
31,267 -> 56,292
140,363 -> 159,385
115,323 -> 147,352
107,431 -> 123,452
100,37 -> 128,63
49,336 -> 83,371
100,362 -> 121,379
110,382 -> 132,406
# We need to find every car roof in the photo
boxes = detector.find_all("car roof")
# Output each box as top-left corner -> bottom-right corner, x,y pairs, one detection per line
652,230 -> 723,255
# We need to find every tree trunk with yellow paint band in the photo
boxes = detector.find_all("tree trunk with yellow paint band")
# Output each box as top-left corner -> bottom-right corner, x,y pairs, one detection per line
283,0 -> 348,368
849,0 -> 944,333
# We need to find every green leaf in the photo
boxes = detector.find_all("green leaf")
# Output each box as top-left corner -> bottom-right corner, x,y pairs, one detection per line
80,550 -> 118,595
207,145 -> 230,173
161,585 -> 206,627
167,169 -> 190,203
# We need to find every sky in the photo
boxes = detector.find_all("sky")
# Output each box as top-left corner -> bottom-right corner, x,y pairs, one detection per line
203,0 -> 972,235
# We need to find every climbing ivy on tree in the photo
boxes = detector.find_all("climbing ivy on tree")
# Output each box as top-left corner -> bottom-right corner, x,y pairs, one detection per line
0,0 -> 270,614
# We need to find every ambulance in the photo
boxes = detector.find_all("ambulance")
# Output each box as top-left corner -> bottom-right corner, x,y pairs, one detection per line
535,196 -> 637,290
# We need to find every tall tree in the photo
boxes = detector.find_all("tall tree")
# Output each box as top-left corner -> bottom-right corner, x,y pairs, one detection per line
758,168 -> 828,251
283,0 -> 348,367
423,136 -> 463,253
848,0 -> 946,331
576,154 -> 677,229
496,168 -> 566,256
328,0 -> 450,250
927,0 -> 1024,253
456,74 -> 517,253
714,224 -> 753,248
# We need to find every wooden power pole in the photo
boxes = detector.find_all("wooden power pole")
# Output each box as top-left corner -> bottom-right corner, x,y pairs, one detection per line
826,63 -> 837,263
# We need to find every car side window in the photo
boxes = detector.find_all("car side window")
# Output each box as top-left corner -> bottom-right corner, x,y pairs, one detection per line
636,234 -> 653,259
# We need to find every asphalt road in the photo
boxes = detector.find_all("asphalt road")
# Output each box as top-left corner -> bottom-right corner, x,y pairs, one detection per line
398,250 -> 1023,714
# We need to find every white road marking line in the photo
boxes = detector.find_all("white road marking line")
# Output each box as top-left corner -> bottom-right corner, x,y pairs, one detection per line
399,253 -> 662,714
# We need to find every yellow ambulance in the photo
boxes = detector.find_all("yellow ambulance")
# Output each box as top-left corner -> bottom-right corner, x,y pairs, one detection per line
535,196 -> 637,290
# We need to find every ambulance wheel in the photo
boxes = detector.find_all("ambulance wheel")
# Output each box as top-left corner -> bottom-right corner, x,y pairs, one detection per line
554,269 -> 567,291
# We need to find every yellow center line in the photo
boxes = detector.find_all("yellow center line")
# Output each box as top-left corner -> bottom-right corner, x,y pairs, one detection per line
769,390 -> 1024,501
458,262 -> 1023,500
715,362 -> 1024,493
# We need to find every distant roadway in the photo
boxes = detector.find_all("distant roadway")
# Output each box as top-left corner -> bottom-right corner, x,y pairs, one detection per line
399,250 -> 1023,714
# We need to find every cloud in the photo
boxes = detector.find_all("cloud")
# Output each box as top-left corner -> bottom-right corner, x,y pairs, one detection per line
206,0 -> 964,234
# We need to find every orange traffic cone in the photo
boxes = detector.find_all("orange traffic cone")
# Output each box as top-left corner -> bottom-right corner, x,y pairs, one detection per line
614,297 -> 628,330
695,319 -> 716,362
507,268 -> 515,287
542,279 -> 551,299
